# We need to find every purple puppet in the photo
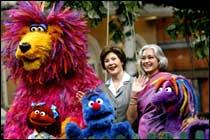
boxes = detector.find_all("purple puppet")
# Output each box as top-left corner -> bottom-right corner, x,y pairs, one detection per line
137,72 -> 200,139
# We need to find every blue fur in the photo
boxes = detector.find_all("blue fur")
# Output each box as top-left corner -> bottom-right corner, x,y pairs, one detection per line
66,88 -> 135,139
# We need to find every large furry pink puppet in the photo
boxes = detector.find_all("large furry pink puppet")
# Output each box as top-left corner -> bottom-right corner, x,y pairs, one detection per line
2,1 -> 101,139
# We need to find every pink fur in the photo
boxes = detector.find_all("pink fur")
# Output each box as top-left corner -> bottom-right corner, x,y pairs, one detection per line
2,1 -> 101,139
4,70 -> 101,139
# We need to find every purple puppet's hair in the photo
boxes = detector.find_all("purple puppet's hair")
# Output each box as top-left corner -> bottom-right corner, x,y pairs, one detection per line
151,73 -> 199,118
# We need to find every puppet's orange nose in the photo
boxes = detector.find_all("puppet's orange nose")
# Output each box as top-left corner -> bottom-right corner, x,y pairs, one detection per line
35,113 -> 41,118
92,102 -> 100,110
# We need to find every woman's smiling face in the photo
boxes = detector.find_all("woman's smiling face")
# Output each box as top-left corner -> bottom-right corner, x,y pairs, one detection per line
141,48 -> 159,76
104,52 -> 124,76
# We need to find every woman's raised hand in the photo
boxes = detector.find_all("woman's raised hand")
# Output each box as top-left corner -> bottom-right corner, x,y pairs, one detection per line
131,75 -> 149,96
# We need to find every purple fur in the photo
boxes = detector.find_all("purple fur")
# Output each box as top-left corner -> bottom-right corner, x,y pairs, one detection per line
137,72 -> 198,139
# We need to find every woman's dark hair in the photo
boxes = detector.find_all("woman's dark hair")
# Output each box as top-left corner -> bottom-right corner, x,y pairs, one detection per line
100,46 -> 127,70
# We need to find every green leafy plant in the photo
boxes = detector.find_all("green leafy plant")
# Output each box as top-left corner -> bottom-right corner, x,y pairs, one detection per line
108,1 -> 142,43
46,1 -> 143,43
166,9 -> 209,60
64,1 -> 108,28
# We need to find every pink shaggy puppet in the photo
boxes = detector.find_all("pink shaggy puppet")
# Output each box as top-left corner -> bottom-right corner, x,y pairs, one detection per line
2,1 -> 101,139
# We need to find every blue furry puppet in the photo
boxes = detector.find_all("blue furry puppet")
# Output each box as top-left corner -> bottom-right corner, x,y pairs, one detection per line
65,88 -> 135,139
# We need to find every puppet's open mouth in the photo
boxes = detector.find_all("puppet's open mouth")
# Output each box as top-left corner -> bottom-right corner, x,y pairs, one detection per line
21,56 -> 43,71
89,111 -> 112,121
23,56 -> 40,63
30,118 -> 54,126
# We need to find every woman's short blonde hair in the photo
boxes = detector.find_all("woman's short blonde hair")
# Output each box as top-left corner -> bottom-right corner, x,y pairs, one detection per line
137,44 -> 168,75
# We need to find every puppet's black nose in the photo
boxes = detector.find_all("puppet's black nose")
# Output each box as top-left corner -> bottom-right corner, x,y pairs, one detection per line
19,42 -> 31,53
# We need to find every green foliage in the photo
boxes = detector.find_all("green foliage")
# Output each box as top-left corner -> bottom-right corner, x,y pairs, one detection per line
115,134 -> 126,139
46,1 -> 143,43
166,9 -> 209,59
108,1 -> 143,43
179,131 -> 188,139
193,36 -> 209,59
147,132 -> 157,139
195,130 -> 205,139
145,130 -> 206,139
45,1 -> 209,58
132,132 -> 140,139
58,1 -> 108,28
158,132 -> 174,139
1,4 -> 14,10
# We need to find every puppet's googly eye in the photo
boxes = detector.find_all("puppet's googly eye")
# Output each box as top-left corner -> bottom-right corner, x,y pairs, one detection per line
30,27 -> 37,32
158,87 -> 163,92
34,110 -> 40,114
96,98 -> 103,105
40,111 -> 46,116
88,101 -> 94,108
37,26 -> 45,32
165,87 -> 172,92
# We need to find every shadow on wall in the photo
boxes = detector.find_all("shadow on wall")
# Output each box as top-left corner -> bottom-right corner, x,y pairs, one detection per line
87,34 -> 105,81
125,34 -> 147,76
